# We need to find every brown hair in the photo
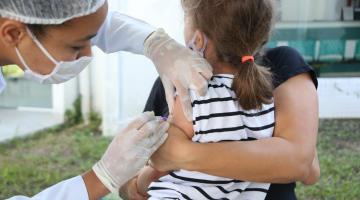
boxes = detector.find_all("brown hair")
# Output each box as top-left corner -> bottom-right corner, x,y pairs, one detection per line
27,24 -> 48,38
182,0 -> 275,110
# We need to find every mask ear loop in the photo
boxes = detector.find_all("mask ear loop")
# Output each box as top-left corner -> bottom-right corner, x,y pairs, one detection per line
26,27 -> 59,65
187,34 -> 197,51
199,34 -> 208,58
14,47 -> 31,71
187,31 -> 209,58
199,34 -> 208,53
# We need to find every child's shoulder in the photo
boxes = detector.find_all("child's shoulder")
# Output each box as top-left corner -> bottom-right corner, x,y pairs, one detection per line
190,74 -> 236,102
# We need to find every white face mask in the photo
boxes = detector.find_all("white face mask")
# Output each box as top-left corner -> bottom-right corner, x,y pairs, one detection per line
14,28 -> 92,84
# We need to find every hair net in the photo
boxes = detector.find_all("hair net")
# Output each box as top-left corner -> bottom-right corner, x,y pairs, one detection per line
0,0 -> 106,25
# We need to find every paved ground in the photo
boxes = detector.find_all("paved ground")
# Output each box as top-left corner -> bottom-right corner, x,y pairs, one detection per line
0,108 -> 63,143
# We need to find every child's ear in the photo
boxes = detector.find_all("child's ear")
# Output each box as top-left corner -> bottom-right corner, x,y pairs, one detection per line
194,30 -> 205,51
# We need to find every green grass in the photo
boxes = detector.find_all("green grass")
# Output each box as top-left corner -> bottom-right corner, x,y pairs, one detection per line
296,119 -> 360,200
0,119 -> 359,199
0,123 -> 110,199
2,65 -> 24,78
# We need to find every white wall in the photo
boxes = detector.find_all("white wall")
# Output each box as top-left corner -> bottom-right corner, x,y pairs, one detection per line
118,0 -> 184,118
90,0 -> 129,135
280,0 -> 345,22
52,78 -> 78,118
318,78 -> 360,118
100,0 -> 185,135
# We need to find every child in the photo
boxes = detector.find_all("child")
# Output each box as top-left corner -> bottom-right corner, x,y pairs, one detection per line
136,0 -> 317,199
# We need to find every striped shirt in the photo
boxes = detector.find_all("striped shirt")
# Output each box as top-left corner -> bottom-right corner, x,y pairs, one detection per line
148,74 -> 275,200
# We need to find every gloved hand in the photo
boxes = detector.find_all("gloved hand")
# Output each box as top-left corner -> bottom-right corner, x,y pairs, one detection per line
93,112 -> 169,194
144,29 -> 213,120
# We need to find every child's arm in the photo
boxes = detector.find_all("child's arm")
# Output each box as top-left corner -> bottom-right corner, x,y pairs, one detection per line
168,96 -> 194,138
136,97 -> 194,196
301,150 -> 320,185
137,166 -> 169,196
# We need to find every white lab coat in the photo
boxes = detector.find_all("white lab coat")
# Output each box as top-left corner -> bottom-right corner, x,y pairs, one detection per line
4,11 -> 155,200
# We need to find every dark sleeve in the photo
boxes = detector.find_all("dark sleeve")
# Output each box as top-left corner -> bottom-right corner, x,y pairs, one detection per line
143,77 -> 169,117
265,183 -> 297,200
264,46 -> 318,89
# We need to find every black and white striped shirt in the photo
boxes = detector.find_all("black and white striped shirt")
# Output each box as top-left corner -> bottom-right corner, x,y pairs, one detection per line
148,74 -> 275,200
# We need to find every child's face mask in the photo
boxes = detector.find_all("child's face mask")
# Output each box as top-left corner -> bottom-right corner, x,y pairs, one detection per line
186,32 -> 208,58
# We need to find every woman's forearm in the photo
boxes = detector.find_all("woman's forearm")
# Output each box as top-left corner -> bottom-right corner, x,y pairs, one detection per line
183,137 -> 313,183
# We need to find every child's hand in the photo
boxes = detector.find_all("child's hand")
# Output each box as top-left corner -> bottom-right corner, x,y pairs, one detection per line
119,177 -> 147,200
137,166 -> 169,196
137,168 -> 151,197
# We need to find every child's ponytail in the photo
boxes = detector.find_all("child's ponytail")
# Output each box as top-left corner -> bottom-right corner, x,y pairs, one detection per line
232,57 -> 273,110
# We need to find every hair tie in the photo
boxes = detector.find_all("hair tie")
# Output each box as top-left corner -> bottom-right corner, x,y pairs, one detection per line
241,56 -> 255,64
